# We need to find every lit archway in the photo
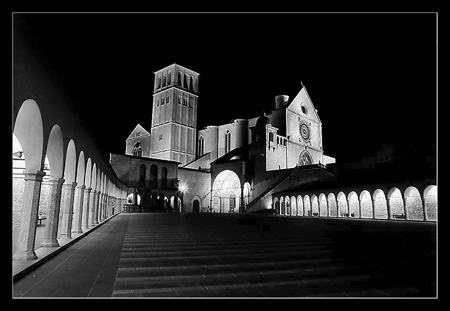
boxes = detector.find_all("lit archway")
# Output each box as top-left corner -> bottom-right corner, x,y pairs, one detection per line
337,192 -> 348,217
387,187 -> 405,220
319,193 -> 327,217
285,196 -> 291,215
311,195 -> 318,216
327,193 -> 337,217
303,195 -> 311,216
243,182 -> 251,210
291,196 -> 297,216
273,197 -> 280,215
404,186 -> 424,221
212,170 -> 241,213
373,189 -> 388,219
348,191 -> 359,218
360,190 -> 373,218
297,195 -> 303,216
423,185 -> 437,221
280,197 -> 285,215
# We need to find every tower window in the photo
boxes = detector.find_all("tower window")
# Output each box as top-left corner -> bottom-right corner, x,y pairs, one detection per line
157,99 -> 160,107
168,71 -> 172,85
162,97 -> 165,105
198,136 -> 205,157
178,95 -> 182,104
166,94 -> 170,104
159,134 -> 163,140
225,130 -> 231,154
190,76 -> 195,92
184,74 -> 189,89
178,71 -> 183,87
162,74 -> 167,87
189,97 -> 193,108
156,76 -> 161,89
183,95 -> 188,106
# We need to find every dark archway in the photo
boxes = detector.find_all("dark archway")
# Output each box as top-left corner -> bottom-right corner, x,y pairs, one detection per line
193,199 -> 200,213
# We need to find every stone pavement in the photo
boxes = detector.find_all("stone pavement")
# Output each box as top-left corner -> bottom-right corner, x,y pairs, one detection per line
13,213 -> 436,298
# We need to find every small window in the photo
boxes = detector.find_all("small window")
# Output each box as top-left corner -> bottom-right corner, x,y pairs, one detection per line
162,97 -> 165,105
136,131 -> 141,137
157,76 -> 161,89
183,96 -> 188,106
166,94 -> 170,104
159,134 -> 163,140
269,132 -> 274,142
168,71 -> 172,85
189,97 -> 193,108
178,95 -> 182,104
162,74 -> 167,87
157,99 -> 160,107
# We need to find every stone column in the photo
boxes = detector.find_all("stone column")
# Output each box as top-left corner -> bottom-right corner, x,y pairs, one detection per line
421,193 -> 428,221
94,191 -> 101,224
41,177 -> 65,247
88,190 -> 97,228
387,198 -> 392,220
82,187 -> 91,231
13,170 -> 45,261
72,184 -> 85,234
59,181 -> 77,241
371,198 -> 376,219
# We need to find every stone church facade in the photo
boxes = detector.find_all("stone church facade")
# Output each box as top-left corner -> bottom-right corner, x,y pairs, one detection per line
110,63 -> 336,213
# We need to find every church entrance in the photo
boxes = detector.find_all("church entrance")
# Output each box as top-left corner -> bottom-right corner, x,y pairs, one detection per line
212,170 -> 241,213
193,199 -> 200,213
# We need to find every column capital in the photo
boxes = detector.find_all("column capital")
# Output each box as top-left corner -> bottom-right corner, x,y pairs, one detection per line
22,170 -> 46,181
48,176 -> 65,184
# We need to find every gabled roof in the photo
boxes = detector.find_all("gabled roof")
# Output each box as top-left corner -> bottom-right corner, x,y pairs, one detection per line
210,145 -> 251,165
126,124 -> 150,141
286,84 -> 321,123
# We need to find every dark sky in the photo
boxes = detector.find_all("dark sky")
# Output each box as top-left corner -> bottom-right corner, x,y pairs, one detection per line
16,13 -> 437,164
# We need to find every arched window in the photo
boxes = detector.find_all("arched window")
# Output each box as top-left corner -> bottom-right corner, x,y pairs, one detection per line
198,136 -> 205,157
150,164 -> 158,188
161,167 -> 168,189
298,150 -> 313,166
190,76 -> 195,91
133,141 -> 142,157
184,73 -> 189,89
225,130 -> 231,154
268,132 -> 274,142
139,164 -> 146,188
167,71 -> 172,85
156,76 -> 161,89
178,71 -> 183,87
162,74 -> 167,87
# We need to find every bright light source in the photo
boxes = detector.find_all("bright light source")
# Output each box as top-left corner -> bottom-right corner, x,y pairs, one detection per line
180,184 -> 187,192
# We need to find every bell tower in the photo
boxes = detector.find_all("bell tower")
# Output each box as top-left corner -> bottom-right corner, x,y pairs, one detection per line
150,63 -> 200,166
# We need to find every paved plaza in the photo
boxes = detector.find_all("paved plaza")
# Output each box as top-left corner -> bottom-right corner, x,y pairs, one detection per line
13,212 -> 436,298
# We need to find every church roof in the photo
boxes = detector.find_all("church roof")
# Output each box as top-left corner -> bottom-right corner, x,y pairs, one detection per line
126,123 -> 150,141
210,145 -> 251,165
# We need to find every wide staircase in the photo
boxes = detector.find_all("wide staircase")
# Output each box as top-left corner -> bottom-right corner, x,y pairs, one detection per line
113,213 -> 436,297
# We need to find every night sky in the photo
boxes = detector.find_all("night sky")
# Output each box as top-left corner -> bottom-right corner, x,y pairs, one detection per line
16,13 -> 436,164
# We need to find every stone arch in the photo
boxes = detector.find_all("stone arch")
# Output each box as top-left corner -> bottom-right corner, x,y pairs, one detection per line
150,164 -> 158,188
170,195 -> 181,212
273,197 -> 280,215
337,191 -> 348,217
63,139 -> 77,183
318,193 -> 327,217
423,185 -> 437,221
84,158 -> 92,188
75,151 -> 85,186
347,191 -> 359,218
303,195 -> 311,216
291,196 -> 297,216
91,164 -> 97,191
387,187 -> 405,220
359,190 -> 373,218
284,196 -> 290,215
327,193 -> 337,217
191,195 -> 201,213
404,186 -> 424,221
373,189 -> 388,219
212,169 -> 241,213
297,195 -> 304,216
46,124 -> 64,178
13,99 -> 45,171
311,194 -> 319,216
280,196 -> 285,215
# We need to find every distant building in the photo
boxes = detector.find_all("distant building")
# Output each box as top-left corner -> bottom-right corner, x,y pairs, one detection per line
110,63 -> 336,213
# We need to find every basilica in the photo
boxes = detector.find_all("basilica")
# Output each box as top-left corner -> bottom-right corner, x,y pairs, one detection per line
110,63 -> 336,213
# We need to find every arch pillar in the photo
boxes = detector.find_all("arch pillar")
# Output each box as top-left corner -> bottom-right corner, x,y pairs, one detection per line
82,187 -> 92,231
13,170 -> 46,261
421,192 -> 428,221
72,184 -> 86,234
59,181 -> 77,241
41,177 -> 65,248
94,191 -> 101,224
371,197 -> 376,219
358,198 -> 362,219
88,190 -> 97,228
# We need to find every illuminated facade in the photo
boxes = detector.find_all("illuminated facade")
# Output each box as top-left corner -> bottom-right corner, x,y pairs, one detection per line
119,64 -> 336,213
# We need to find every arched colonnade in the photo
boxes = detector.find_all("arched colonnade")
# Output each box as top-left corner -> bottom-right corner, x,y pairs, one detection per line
13,99 -> 127,261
